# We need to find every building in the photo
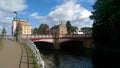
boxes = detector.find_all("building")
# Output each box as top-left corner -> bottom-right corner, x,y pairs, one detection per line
1,27 -> 7,38
50,23 -> 68,35
74,29 -> 84,34
12,18 -> 32,35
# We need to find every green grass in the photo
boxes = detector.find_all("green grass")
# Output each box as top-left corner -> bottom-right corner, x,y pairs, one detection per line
20,41 -> 39,68
27,45 -> 38,68
9,39 -> 39,68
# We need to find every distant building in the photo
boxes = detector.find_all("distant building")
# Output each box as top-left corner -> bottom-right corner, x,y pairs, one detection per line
12,18 -> 32,35
50,23 -> 68,34
1,27 -> 7,38
71,29 -> 84,34
77,31 -> 84,34
36,23 -> 68,35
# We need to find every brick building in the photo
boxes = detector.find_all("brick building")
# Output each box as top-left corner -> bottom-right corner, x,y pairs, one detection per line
50,23 -> 68,35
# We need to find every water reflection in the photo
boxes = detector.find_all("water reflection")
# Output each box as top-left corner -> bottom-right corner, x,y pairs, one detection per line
34,42 -> 93,68
59,53 -> 93,68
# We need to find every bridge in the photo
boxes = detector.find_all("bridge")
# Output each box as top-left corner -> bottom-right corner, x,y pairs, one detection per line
22,34 -> 93,49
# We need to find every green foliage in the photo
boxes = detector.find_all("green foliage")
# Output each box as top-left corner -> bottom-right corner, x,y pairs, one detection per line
81,27 -> 92,34
15,21 -> 22,36
33,23 -> 49,34
66,21 -> 78,34
91,0 -> 120,48
66,21 -> 72,34
33,28 -> 39,34
39,23 -> 49,30
71,26 -> 78,33
2,27 -> 6,35
20,41 -> 38,68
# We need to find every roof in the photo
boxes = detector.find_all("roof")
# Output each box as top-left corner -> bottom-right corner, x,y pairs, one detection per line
20,21 -> 29,26
13,18 -> 29,26
13,18 -> 28,22
51,23 -> 65,29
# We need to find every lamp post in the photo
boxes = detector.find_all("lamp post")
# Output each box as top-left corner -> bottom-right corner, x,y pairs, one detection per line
13,11 -> 17,20
13,11 -> 18,41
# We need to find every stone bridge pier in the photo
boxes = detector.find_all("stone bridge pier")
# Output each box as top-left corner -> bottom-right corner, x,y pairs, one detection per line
82,38 -> 93,48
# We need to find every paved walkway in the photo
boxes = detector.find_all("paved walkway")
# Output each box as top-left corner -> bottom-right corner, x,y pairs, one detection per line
0,39 -> 21,68
0,39 -> 33,68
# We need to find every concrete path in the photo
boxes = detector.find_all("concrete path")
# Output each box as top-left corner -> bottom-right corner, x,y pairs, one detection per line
0,39 -> 21,68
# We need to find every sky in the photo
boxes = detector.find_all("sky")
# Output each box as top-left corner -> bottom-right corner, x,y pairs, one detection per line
0,0 -> 96,35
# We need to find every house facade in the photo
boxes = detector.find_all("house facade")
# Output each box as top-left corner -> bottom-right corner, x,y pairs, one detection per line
12,18 -> 32,35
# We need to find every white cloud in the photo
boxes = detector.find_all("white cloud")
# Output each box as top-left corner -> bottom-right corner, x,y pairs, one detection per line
30,0 -> 93,27
30,12 -> 42,19
0,0 -> 27,12
0,0 -> 27,35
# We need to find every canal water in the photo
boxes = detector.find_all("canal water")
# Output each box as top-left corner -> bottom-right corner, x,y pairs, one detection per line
34,42 -> 93,68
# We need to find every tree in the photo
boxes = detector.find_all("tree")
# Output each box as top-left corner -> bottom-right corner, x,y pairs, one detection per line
91,0 -> 120,48
15,20 -> 22,41
91,0 -> 120,68
16,21 -> 22,36
39,23 -> 49,30
81,27 -> 92,34
33,28 -> 39,34
2,27 -> 7,38
66,21 -> 78,34
71,26 -> 78,33
109,0 -> 120,45
91,0 -> 113,45
66,21 -> 72,34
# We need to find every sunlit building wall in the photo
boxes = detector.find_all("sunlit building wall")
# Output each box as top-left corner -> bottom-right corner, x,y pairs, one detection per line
12,18 -> 32,35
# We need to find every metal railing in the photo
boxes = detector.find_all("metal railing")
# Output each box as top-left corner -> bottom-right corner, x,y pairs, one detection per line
21,38 -> 46,68
7,36 -> 46,68
22,34 -> 91,39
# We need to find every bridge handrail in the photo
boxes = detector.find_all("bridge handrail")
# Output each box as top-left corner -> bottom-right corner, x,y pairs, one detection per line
22,34 -> 54,38
59,34 -> 91,38
19,38 -> 46,68
21,34 -> 91,39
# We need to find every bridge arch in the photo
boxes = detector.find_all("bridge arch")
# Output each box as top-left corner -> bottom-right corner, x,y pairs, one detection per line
60,40 -> 84,54
34,41 -> 54,51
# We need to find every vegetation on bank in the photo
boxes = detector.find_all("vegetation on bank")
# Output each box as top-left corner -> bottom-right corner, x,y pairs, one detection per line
9,39 -> 39,68
90,0 -> 120,68
91,0 -> 120,51
20,41 -> 39,68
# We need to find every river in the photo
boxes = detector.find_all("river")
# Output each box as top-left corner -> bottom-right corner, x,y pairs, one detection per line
34,42 -> 93,68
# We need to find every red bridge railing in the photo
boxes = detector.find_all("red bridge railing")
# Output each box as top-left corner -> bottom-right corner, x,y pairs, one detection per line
22,34 -> 91,39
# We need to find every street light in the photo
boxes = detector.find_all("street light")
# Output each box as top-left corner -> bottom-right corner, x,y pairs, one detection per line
13,11 -> 18,41
13,11 -> 17,19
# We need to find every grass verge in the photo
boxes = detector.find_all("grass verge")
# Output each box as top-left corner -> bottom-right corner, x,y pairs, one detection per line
9,39 -> 39,68
20,41 -> 39,68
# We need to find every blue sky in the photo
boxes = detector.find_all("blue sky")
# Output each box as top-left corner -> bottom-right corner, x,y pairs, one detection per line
0,0 -> 96,35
